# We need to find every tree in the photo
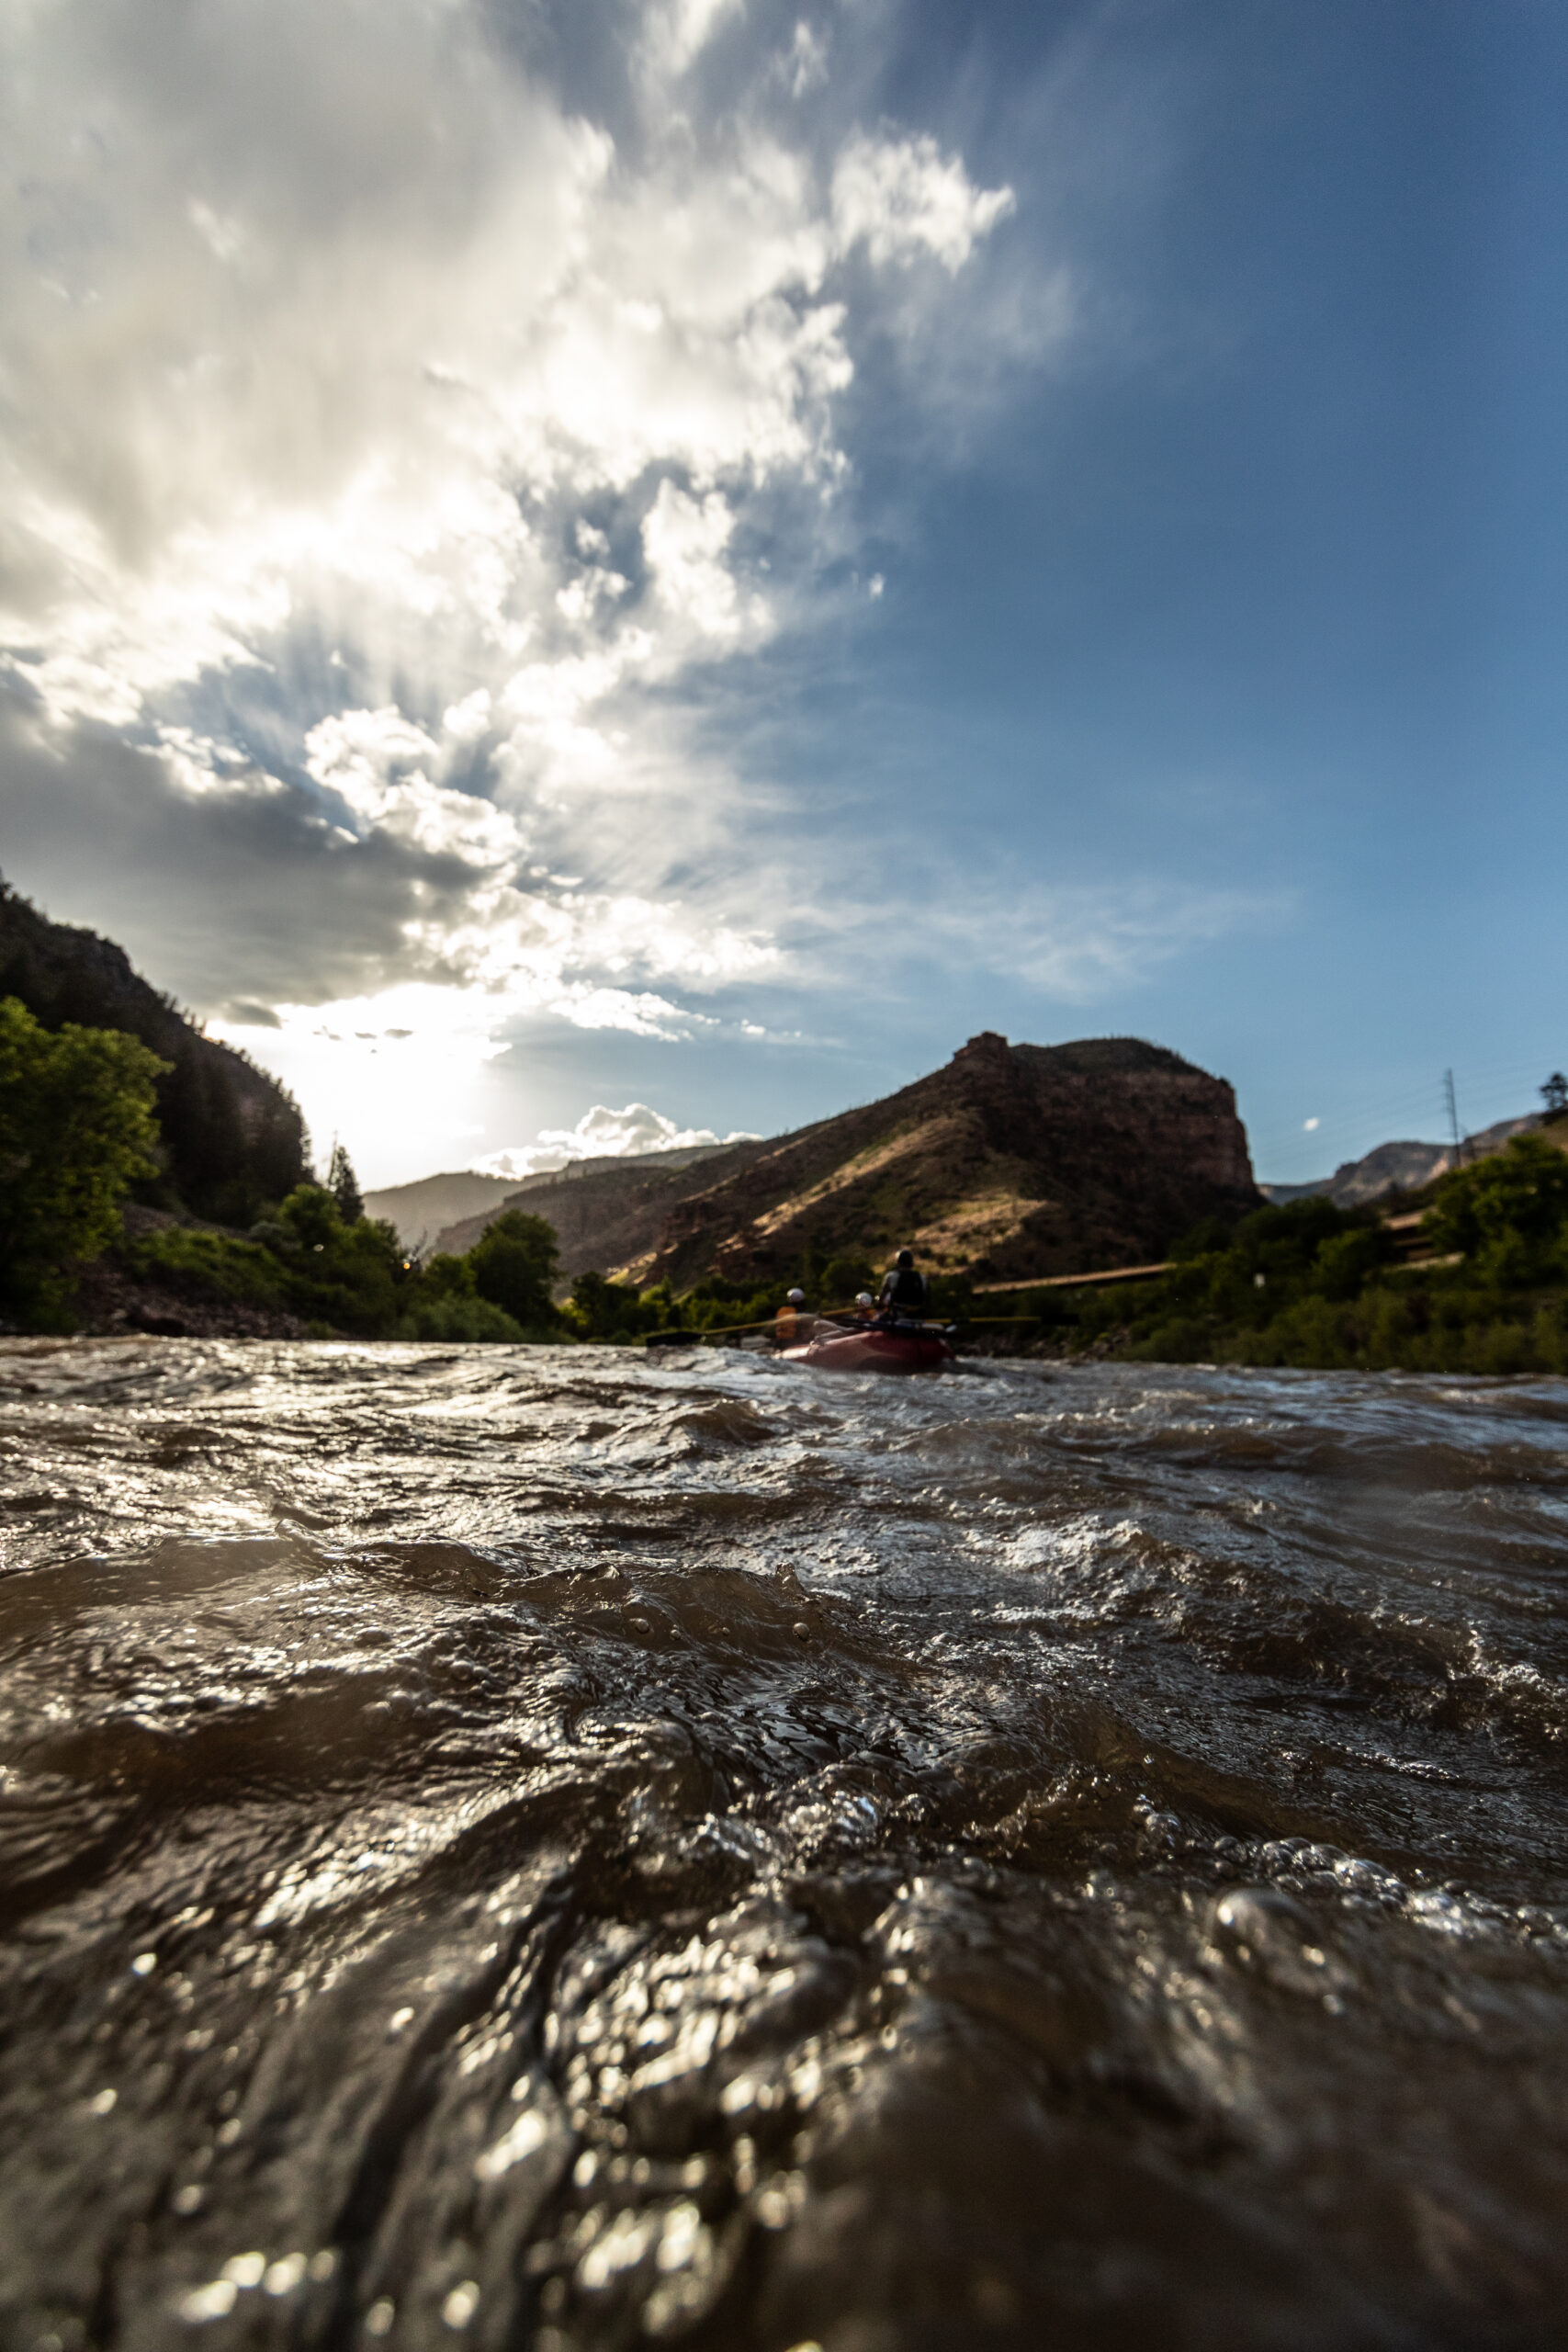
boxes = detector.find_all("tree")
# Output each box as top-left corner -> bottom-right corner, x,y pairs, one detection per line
328,1141 -> 364,1224
0,997 -> 166,1324
1541,1072 -> 1568,1116
1427,1132 -> 1568,1283
468,1210 -> 560,1329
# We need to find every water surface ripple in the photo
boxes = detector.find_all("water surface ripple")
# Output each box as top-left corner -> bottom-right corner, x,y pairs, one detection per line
2,1339 -> 1567,2351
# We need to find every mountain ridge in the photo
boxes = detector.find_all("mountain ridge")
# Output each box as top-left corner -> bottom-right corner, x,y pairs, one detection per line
368,1145 -> 734,1253
1259,1116 -> 1540,1208
434,1031 -> 1259,1287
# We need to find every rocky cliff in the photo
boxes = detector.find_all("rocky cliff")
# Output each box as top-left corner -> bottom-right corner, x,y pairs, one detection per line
633,1032 -> 1257,1289
429,1033 -> 1251,1290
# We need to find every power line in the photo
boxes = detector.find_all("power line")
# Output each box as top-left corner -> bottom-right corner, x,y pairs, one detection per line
1248,1051 -> 1555,1168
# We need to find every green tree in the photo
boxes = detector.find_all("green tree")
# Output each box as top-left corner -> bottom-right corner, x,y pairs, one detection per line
327,1141 -> 364,1224
0,997 -> 167,1325
260,1183 -> 406,1334
1427,1133 -> 1568,1283
468,1210 -> 561,1329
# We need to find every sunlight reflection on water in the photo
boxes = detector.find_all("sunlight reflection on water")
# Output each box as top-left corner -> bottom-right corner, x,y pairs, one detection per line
1,1337 -> 1566,2348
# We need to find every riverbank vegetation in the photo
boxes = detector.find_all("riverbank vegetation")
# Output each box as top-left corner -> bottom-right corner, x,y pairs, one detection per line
978,1135 -> 1568,1375
7,987 -> 1568,1373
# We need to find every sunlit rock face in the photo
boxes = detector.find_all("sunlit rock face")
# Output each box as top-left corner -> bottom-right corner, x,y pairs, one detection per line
639,1032 -> 1260,1288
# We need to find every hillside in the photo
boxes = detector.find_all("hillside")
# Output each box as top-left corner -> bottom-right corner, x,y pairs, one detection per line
437,1032 -> 1258,1289
0,879 -> 308,1223
628,1032 -> 1258,1289
434,1141 -> 769,1273
1260,1115 -> 1540,1208
366,1170 -> 533,1253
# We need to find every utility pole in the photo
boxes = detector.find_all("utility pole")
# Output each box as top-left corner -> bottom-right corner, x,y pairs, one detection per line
1443,1069 -> 1465,1167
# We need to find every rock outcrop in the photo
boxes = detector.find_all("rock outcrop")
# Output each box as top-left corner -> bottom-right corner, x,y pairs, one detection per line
402,1034 -> 1258,1291
633,1033 -> 1257,1289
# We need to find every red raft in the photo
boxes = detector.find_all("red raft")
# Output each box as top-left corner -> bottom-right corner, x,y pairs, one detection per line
777,1319 -> 954,1374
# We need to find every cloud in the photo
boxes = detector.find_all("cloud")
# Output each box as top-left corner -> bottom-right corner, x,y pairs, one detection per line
477,1100 -> 759,1180
0,0 -> 1021,1048
832,133 -> 1017,272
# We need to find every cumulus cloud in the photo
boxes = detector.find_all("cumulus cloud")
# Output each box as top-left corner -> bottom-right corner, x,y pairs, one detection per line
0,0 -> 1021,1058
478,1100 -> 758,1180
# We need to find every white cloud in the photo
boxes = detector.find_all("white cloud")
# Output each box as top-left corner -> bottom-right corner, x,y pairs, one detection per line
303,706 -> 528,866
478,1101 -> 759,1181
0,0 -> 1057,1148
644,0 -> 746,77
804,870 -> 1291,1006
832,133 -> 1017,273
785,21 -> 829,99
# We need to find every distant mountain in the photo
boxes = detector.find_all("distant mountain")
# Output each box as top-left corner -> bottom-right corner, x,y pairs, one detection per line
374,1144 -> 733,1254
434,1032 -> 1258,1290
1259,1115 -> 1540,1209
433,1142 -> 764,1272
0,878 -> 308,1223
365,1170 -> 535,1252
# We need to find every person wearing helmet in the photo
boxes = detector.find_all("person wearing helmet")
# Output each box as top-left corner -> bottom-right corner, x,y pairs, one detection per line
878,1249 -> 929,1319
853,1291 -> 876,1322
775,1286 -> 810,1346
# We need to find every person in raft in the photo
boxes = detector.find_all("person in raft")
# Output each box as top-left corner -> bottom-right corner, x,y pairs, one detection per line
878,1249 -> 930,1320
853,1291 -> 876,1321
775,1287 -> 811,1345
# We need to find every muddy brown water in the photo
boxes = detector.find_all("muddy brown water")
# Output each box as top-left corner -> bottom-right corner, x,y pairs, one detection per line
2,1338 -> 1567,2352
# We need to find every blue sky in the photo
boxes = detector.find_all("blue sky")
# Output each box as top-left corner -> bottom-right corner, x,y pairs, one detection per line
3,0 -> 1563,1184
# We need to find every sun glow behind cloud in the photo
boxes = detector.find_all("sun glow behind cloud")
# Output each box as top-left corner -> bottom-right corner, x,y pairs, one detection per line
0,0 -> 1034,1115
0,0 -> 1280,1182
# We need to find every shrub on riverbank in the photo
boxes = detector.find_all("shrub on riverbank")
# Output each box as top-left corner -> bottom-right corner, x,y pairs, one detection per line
981,1141 -> 1568,1374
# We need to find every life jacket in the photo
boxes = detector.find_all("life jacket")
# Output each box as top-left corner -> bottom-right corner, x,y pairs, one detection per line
880,1266 -> 929,1315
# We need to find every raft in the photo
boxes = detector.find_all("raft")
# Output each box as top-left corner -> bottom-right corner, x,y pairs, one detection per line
777,1320 -> 954,1374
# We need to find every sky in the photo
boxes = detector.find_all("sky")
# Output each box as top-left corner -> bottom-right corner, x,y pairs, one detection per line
3,0 -> 1564,1187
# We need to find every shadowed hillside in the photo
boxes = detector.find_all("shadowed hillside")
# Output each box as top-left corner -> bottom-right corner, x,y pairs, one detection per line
434,1140 -> 771,1272
0,879 -> 308,1224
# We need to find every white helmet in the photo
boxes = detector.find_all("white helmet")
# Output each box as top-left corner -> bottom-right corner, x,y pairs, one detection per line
856,1292 -> 874,1306
786,1287 -> 806,1304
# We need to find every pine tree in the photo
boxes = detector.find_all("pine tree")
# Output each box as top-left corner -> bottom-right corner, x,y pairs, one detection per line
328,1140 -> 364,1224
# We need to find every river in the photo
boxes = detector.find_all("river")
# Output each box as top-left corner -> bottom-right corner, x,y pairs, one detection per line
2,1338 -> 1566,2351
